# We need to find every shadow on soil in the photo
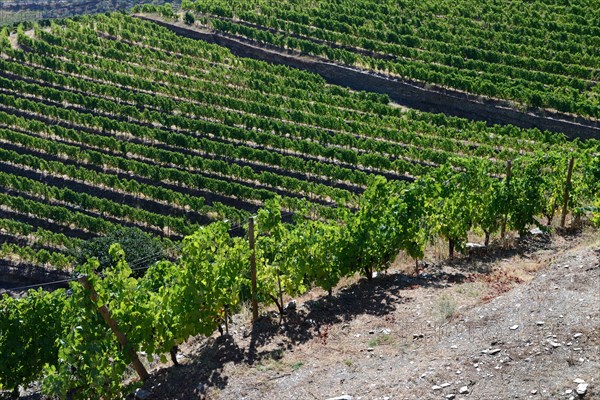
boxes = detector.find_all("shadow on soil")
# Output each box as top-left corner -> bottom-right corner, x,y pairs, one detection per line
133,233 -> 559,398
136,266 -> 479,399
447,233 -> 554,274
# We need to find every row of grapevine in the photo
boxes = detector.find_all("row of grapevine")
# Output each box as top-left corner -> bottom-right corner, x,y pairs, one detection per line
0,243 -> 75,270
0,12 -> 597,276
3,31 -> 502,179
7,15 -> 584,156
0,217 -> 84,251
0,15 -> 592,178
183,0 -> 600,117
2,151 -> 598,397
0,9 -> 597,396
0,170 -> 205,238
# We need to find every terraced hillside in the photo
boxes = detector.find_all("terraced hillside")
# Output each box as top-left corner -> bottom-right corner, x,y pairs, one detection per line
184,0 -> 600,121
0,13 -> 597,274
0,10 -> 599,399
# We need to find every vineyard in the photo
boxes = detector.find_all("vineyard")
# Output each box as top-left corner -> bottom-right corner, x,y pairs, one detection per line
184,0 -> 600,120
0,8 -> 598,399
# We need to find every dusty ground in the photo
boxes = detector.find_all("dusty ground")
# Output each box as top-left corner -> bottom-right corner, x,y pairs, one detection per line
128,229 -> 599,400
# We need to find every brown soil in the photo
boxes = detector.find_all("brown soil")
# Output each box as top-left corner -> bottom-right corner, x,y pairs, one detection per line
125,228 -> 599,400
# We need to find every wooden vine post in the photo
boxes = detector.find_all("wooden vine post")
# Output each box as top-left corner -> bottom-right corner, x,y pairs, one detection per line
500,160 -> 512,241
78,275 -> 150,381
249,216 -> 259,322
560,157 -> 575,228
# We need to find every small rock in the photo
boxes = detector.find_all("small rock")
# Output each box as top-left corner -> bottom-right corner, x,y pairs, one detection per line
531,389 -> 537,395
440,383 -> 451,388
466,242 -> 485,251
134,389 -> 152,400
366,347 -> 374,352
573,333 -> 583,339
459,386 -> 469,394
325,396 -> 352,400
381,328 -> 391,335
536,321 -> 545,326
565,389 -> 573,394
510,325 -> 519,330
446,394 -> 456,399
573,378 -> 585,384
369,330 -> 375,334
576,383 -> 588,395
488,348 -> 501,355
195,383 -> 206,394
286,300 -> 297,311
548,341 -> 562,348
529,227 -> 543,235
432,385 -> 442,391
450,345 -> 458,349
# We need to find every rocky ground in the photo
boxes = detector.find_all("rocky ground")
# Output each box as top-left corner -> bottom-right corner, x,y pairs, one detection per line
128,229 -> 599,400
